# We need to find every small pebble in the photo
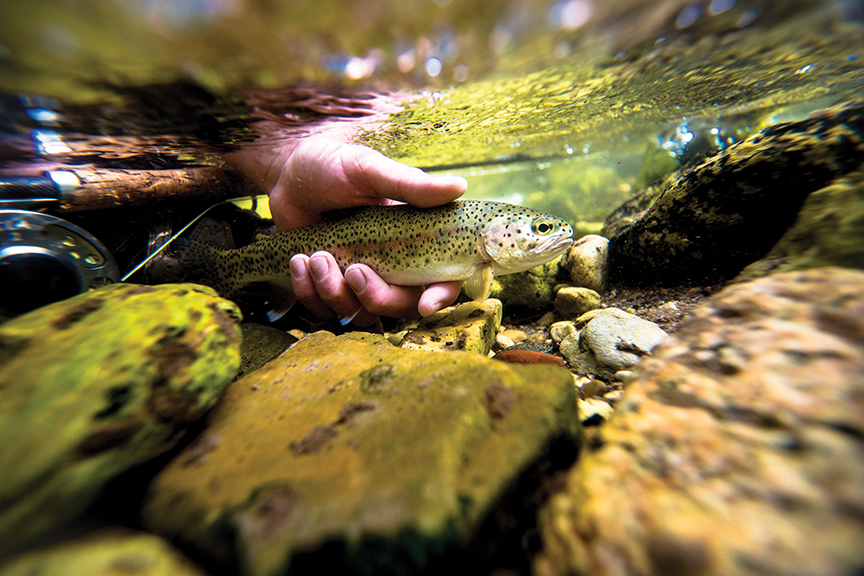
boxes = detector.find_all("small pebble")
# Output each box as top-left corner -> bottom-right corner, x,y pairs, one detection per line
550,321 -> 577,343
500,329 -> 527,343
613,370 -> 633,382
388,330 -> 409,346
536,311 -> 557,327
581,379 -> 608,398
573,375 -> 592,388
495,334 -> 516,350
578,397 -> 614,424
555,287 -> 602,319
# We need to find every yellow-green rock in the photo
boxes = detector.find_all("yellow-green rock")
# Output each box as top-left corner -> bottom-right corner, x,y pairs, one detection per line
490,257 -> 565,310
554,287 -> 602,320
143,331 -> 579,576
0,529 -> 207,576
0,283 -> 242,555
399,299 -> 502,355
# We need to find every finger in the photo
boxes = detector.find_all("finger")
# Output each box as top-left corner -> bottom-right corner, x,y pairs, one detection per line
340,144 -> 467,207
289,254 -> 335,319
344,264 -> 427,319
418,281 -> 463,317
307,252 -> 378,326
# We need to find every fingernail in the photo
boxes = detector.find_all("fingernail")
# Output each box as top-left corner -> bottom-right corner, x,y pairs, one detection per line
422,301 -> 446,317
345,267 -> 367,292
309,255 -> 329,280
289,257 -> 306,279
435,175 -> 467,188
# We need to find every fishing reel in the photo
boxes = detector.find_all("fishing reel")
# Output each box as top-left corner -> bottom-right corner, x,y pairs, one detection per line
0,209 -> 119,317
0,181 -> 272,317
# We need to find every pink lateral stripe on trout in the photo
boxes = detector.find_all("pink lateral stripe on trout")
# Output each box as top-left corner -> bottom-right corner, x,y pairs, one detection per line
178,200 -> 574,319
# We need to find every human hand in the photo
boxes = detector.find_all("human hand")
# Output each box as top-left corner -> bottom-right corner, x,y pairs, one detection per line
226,134 -> 467,325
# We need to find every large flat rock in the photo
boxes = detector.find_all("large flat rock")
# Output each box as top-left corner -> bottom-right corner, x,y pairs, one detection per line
144,331 -> 580,576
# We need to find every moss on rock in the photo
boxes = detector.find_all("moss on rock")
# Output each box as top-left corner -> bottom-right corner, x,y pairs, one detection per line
144,331 -> 579,576
0,283 -> 242,555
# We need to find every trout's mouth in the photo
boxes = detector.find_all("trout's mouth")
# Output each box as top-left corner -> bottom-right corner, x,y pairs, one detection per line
543,234 -> 574,256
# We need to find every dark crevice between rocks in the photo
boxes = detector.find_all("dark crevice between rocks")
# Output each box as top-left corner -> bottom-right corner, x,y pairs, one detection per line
4,417 -> 213,567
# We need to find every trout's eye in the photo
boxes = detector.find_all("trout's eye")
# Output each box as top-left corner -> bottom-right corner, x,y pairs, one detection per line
532,217 -> 555,235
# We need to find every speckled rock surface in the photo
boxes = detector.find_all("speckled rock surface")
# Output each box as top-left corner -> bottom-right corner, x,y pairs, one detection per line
536,267 -> 864,576
554,287 -> 602,320
0,283 -> 242,555
606,100 -> 864,286
0,529 -> 207,576
490,257 -> 565,309
399,299 -> 502,355
559,308 -> 667,379
143,331 -> 579,576
563,235 -> 608,293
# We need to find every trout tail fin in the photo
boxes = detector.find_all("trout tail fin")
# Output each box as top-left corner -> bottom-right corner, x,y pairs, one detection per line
175,239 -> 296,322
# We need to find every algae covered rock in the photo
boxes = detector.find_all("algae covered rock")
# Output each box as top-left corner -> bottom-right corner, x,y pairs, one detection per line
144,331 -> 580,576
553,287 -> 601,320
490,257 -> 565,310
399,299 -> 502,355
536,268 -> 864,576
606,100 -> 864,286
0,528 -> 208,576
559,308 -> 668,379
0,283 -> 242,555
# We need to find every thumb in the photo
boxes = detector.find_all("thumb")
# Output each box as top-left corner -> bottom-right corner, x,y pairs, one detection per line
340,144 -> 467,207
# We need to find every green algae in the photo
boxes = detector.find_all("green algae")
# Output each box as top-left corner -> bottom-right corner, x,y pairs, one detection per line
360,19 -> 864,170
0,283 -> 242,555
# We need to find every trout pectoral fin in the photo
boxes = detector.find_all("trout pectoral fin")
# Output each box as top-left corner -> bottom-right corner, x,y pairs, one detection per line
264,281 -> 297,322
464,264 -> 494,301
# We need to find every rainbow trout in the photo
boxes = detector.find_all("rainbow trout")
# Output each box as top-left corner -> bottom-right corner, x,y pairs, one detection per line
179,200 -> 574,318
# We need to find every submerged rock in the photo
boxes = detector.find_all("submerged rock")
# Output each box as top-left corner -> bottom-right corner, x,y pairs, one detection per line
741,165 -> 864,277
0,529 -> 207,576
490,257 -> 565,310
562,235 -> 608,293
553,287 -> 602,320
605,100 -> 864,286
236,322 -> 298,380
536,267 -> 864,576
559,308 -> 668,379
144,331 -> 579,576
0,283 -> 242,555
399,299 -> 502,355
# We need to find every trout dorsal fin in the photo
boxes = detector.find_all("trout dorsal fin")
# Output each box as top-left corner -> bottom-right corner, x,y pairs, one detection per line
464,263 -> 494,301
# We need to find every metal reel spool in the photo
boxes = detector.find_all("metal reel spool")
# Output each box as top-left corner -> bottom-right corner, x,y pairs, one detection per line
0,210 -> 119,316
